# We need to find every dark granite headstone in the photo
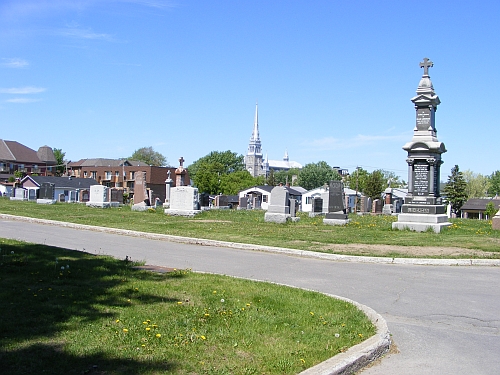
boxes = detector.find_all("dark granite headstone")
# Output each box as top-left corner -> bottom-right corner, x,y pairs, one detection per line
312,197 -> 323,213
39,183 -> 55,200
325,181 -> 348,220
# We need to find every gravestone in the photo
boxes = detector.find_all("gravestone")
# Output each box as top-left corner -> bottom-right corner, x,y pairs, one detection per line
132,171 -> 151,211
393,58 -> 451,232
86,185 -> 110,208
309,197 -> 324,217
175,157 -> 187,187
238,196 -> 248,210
110,188 -> 123,207
37,183 -> 56,204
58,193 -> 66,203
164,186 -> 201,216
214,195 -> 229,209
382,188 -> 393,215
372,199 -> 383,214
164,170 -> 173,208
492,210 -> 500,231
264,185 -> 299,223
323,181 -> 349,225
10,188 -> 27,201
80,189 -> 90,203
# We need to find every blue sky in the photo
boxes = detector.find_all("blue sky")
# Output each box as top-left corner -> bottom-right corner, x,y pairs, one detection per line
1,0 -> 499,180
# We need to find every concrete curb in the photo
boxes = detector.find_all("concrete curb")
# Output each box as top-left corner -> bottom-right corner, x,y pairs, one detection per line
1,214 -> 499,267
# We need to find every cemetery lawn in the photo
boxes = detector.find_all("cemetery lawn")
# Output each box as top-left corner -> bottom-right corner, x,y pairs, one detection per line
0,239 -> 375,375
1,199 -> 500,258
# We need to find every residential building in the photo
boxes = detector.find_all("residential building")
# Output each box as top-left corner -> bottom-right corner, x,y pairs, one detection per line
0,140 -> 57,179
460,197 -> 500,219
68,158 -> 190,202
238,185 -> 303,210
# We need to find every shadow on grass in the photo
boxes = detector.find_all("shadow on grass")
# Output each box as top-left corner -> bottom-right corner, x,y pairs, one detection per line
0,241 -> 178,374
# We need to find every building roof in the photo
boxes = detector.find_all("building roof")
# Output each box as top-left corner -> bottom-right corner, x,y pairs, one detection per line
68,158 -> 149,167
461,198 -> 500,211
22,175 -> 99,189
239,185 -> 304,196
0,140 -> 50,164
267,159 -> 303,170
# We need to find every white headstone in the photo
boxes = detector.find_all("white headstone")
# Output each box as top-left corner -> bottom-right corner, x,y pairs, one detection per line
164,186 -> 201,216
86,185 -> 110,208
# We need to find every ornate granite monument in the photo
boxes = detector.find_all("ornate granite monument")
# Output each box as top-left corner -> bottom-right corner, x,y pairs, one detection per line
392,58 -> 451,233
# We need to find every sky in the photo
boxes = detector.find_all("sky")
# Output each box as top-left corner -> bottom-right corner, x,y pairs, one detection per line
1,0 -> 499,180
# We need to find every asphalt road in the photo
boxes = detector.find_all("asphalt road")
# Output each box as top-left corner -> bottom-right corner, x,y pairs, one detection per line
1,219 -> 499,375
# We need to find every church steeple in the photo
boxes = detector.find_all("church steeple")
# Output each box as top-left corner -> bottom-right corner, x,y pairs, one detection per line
245,102 -> 263,177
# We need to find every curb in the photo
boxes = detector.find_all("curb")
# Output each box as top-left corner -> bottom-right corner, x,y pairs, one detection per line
1,214 -> 499,267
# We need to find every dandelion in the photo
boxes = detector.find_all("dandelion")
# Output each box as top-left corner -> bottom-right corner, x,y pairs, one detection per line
116,319 -> 120,323
220,298 -> 225,303
200,335 -> 206,340
146,327 -> 151,331
141,344 -> 145,347
177,301 -> 183,305
335,333 -> 340,338
246,303 -> 251,307
204,313 -> 210,317
300,359 -> 306,364
309,312 -> 314,316
156,334 -> 161,338
123,328 -> 128,333
212,290 -> 217,294
358,333 -> 363,338
143,321 -> 148,325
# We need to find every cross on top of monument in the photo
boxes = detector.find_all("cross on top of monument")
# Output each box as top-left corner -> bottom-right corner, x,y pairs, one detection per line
419,57 -> 433,76
178,157 -> 184,167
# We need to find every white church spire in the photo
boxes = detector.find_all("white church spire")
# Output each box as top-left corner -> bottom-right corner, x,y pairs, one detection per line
251,102 -> 259,141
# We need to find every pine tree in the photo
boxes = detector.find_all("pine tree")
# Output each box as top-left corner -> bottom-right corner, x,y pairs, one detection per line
443,165 -> 468,214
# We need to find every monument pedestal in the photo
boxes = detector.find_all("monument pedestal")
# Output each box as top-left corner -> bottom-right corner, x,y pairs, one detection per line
323,211 -> 350,226
392,212 -> 451,233
164,208 -> 202,217
37,199 -> 56,204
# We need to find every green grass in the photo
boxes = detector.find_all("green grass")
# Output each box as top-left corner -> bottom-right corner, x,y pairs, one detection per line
1,198 -> 500,257
0,239 -> 375,375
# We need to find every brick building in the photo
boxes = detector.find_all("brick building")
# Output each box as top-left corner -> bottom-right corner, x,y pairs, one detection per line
0,140 -> 57,179
67,158 -> 190,202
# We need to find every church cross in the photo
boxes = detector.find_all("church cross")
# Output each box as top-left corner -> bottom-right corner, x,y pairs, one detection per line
178,156 -> 184,167
419,57 -> 433,76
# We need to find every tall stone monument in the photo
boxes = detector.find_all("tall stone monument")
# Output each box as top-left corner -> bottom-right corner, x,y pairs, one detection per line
323,180 -> 349,226
393,58 -> 451,233
175,157 -> 187,187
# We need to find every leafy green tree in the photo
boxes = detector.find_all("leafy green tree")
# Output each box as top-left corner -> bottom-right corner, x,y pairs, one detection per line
266,169 -> 277,186
485,202 -> 499,219
463,170 -> 490,198
129,146 -> 167,166
488,170 -> 500,196
192,161 -> 224,194
188,151 -> 244,180
345,167 -> 370,193
381,170 -> 405,188
297,161 -> 340,191
53,148 -> 66,176
443,165 -> 468,214
364,170 -> 385,200
274,168 -> 301,186
219,171 -> 262,195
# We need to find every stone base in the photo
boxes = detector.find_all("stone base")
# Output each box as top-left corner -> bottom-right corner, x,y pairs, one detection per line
308,212 -> 324,218
110,202 -> 120,208
325,212 -> 349,220
382,204 -> 393,215
10,197 -> 27,201
392,213 -> 451,233
37,199 -> 56,204
132,204 -> 152,212
492,215 -> 500,231
86,202 -> 110,208
264,212 -> 291,223
323,218 -> 350,226
164,209 -> 201,217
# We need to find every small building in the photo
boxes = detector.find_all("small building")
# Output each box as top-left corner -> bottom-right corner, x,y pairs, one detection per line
20,175 -> 99,202
302,185 -> 363,213
0,140 -> 57,179
460,197 -> 500,220
238,185 -> 303,210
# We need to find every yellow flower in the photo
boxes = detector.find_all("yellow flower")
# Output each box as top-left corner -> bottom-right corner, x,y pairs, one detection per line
204,313 -> 210,317
212,290 -> 217,294
146,327 -> 151,331
143,321 -> 148,325
123,328 -> 128,333
246,303 -> 251,307
177,301 -> 183,305
200,335 -> 206,340
309,312 -> 314,316
116,319 -> 120,323
300,358 -> 306,364
156,334 -> 161,338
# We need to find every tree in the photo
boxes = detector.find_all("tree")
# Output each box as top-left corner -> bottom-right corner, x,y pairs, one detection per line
485,202 -> 498,219
188,151 -> 244,180
463,170 -> 490,199
53,148 -> 66,176
219,171 -> 263,195
129,146 -> 167,166
345,167 -> 369,193
266,169 -> 277,187
364,170 -> 386,200
381,170 -> 405,188
297,161 -> 340,191
488,170 -> 500,196
273,168 -> 301,186
443,165 -> 468,214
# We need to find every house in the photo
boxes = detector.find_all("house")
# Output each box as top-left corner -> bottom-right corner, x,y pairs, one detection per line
238,185 -> 303,210
0,181 -> 15,197
67,158 -> 190,202
0,140 -> 57,179
301,185 -> 363,213
460,197 -> 500,219
20,175 -> 99,202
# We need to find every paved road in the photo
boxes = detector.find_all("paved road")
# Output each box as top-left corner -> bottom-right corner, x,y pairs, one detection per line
1,219 -> 499,375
